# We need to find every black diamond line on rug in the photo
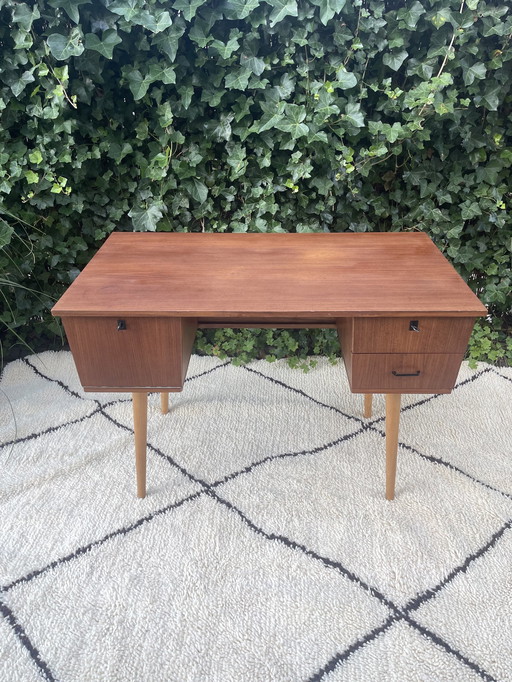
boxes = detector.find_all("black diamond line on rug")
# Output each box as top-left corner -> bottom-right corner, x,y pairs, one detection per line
306,614 -> 398,682
209,489 -> 504,682
4,366 -> 508,616
366,366 -> 492,426
3,473 -> 509,682
367,426 -> 512,501
243,364 -> 366,425
0,405 -> 102,450
240,364 -> 511,516
491,366 -> 512,384
5,360 -> 509,614
21,354 -> 502,506
0,419 -> 366,593
0,489 -> 205,594
3,357 -> 509,682
0,599 -> 57,682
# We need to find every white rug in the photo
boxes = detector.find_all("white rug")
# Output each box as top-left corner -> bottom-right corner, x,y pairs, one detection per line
0,351 -> 511,682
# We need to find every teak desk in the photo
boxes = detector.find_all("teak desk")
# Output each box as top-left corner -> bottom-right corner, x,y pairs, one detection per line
52,232 -> 486,500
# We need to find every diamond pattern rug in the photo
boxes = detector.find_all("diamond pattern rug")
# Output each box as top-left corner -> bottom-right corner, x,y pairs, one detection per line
1,351 -> 511,682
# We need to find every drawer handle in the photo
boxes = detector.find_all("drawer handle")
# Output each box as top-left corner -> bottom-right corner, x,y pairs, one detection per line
392,370 -> 421,377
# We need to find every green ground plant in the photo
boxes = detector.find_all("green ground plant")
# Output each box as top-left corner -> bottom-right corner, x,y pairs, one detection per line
0,0 -> 511,367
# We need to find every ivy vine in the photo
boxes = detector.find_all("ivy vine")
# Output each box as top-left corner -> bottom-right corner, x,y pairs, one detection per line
0,0 -> 511,366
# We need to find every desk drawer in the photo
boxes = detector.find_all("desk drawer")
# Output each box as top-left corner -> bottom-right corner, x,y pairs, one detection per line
353,317 -> 475,354
63,317 -> 196,391
349,352 -> 464,393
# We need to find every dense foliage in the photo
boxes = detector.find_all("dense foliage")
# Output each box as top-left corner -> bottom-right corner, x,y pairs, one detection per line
1,0 -> 511,367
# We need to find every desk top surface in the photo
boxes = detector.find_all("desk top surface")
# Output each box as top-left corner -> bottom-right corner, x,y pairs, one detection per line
52,232 -> 486,318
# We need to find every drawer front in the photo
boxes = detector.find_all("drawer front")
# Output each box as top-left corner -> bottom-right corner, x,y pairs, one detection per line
349,352 -> 464,393
353,317 -> 475,354
63,317 -> 196,390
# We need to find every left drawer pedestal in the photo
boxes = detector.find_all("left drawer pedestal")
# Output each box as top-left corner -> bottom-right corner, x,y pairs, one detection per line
62,316 -> 197,391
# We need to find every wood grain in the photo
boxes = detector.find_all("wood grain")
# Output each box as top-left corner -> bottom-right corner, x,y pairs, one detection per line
348,352 -> 465,393
352,317 -> 476,354
62,316 -> 196,391
385,394 -> 401,500
52,233 -> 486,319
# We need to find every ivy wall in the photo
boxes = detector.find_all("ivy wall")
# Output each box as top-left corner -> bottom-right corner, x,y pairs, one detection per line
1,0 -> 511,366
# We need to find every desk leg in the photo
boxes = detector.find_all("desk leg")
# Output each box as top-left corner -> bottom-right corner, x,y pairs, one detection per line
160,392 -> 169,414
385,393 -> 401,501
133,392 -> 148,499
364,394 -> 373,418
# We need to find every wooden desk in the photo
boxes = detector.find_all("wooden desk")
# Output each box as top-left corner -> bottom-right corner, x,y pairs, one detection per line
52,232 -> 486,500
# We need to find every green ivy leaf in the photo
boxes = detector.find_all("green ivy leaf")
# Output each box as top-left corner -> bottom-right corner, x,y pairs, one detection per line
0,218 -> 13,248
226,143 -> 247,178
12,3 -> 40,31
224,0 -> 261,20
24,170 -> 39,184
47,30 -> 85,60
147,63 -> 176,85
268,0 -> 298,27
344,102 -> 365,128
275,104 -> 309,139
13,28 -> 33,50
107,143 -> 133,163
460,201 -> 482,220
84,30 -> 122,59
125,69 -> 151,100
314,90 -> 340,119
335,68 -> 357,89
463,62 -> 487,86
189,19 -> 213,48
252,103 -> 285,133
382,50 -> 408,71
274,73 -> 295,99
225,68 -> 251,90
152,19 -> 186,63
384,122 -> 403,143
474,84 -> 501,111
210,34 -> 241,59
240,50 -> 265,76
128,203 -> 165,231
157,101 -> 173,127
106,0 -> 140,21
10,69 -> 35,97
310,0 -> 347,26
311,176 -> 333,195
212,114 -> 233,141
136,9 -> 173,32
178,84 -> 194,109
430,8 -> 451,29
183,178 -> 208,204
476,159 -> 503,185
172,0 -> 204,22
48,0 -> 89,24
29,150 -> 43,164
397,1 -> 425,29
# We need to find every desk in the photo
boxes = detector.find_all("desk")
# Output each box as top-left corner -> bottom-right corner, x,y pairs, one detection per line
52,232 -> 486,500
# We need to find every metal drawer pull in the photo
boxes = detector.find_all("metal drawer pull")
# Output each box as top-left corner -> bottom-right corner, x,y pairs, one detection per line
392,370 -> 421,377
117,319 -> 127,331
409,320 -> 419,332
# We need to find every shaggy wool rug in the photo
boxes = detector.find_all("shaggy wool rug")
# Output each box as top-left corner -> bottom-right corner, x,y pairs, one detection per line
0,351 -> 511,682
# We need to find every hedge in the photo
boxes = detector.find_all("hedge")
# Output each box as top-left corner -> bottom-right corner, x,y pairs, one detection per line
0,0 -> 511,368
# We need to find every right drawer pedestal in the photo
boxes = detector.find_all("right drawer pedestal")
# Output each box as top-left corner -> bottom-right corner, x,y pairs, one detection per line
337,317 -> 476,394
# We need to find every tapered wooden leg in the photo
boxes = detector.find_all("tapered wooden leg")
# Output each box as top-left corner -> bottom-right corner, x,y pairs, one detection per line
385,393 -> 401,501
160,392 -> 169,414
364,394 -> 373,418
133,392 -> 148,499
